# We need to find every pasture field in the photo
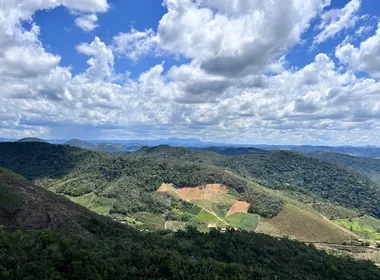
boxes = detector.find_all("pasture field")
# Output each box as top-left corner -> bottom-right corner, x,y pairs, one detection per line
133,212 -> 166,231
226,213 -> 259,231
188,204 -> 202,215
334,216 -> 380,240
256,204 -> 353,243
165,221 -> 186,231
68,193 -> 112,216
197,209 -> 224,225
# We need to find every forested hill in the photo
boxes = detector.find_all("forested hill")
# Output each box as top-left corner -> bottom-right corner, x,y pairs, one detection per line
189,146 -> 269,155
0,142 -> 103,180
0,168 -> 380,279
1,142 -> 380,218
0,142 -> 249,216
132,145 -> 380,218
310,151 -> 380,185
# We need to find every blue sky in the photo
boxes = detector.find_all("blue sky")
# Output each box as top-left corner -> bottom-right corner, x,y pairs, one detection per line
1,0 -> 380,145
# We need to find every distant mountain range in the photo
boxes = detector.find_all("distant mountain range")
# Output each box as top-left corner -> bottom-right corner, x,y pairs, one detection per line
2,137 -> 380,157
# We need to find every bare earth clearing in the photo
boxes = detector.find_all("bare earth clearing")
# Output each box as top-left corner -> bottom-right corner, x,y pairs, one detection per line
226,201 -> 249,216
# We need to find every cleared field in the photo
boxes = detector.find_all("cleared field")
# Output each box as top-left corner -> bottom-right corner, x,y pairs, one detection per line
225,213 -> 259,231
191,199 -> 215,214
334,216 -> 380,240
165,221 -> 186,231
68,193 -> 112,216
256,204 -> 354,243
158,183 -> 236,204
226,201 -> 249,216
157,183 -> 182,199
197,209 -> 221,224
133,212 -> 166,231
158,183 -> 251,230
188,204 -> 202,215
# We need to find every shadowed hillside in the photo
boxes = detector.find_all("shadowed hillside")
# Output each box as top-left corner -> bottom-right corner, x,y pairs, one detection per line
0,168 -> 97,232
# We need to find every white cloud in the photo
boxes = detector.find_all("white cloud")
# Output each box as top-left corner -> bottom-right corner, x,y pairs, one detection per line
76,37 -> 115,81
2,0 -> 380,145
75,14 -> 99,32
113,0 -> 329,77
112,28 -> 157,61
336,23 -> 380,78
314,0 -> 361,45
155,0 -> 329,77
0,0 -> 110,79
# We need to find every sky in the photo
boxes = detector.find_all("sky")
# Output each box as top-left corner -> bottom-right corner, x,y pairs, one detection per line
1,0 -> 380,145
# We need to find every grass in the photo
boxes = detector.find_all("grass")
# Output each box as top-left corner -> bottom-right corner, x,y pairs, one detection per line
225,213 -> 259,231
256,204 -> 353,243
133,212 -> 166,231
67,193 -> 113,216
334,216 -> 380,240
191,199 -> 214,213
227,187 -> 240,197
188,205 -> 202,215
197,209 -> 219,223
212,203 -> 233,217
165,221 -> 186,231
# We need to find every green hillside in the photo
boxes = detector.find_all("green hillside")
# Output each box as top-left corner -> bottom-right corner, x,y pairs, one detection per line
310,151 -> 380,185
16,137 -> 47,143
132,146 -> 380,218
1,142 -> 380,244
190,146 -> 269,155
0,168 -> 379,279
64,139 -> 98,150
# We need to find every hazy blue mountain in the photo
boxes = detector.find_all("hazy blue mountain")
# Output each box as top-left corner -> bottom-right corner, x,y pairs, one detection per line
190,146 -> 268,155
16,137 -> 47,143
254,145 -> 380,158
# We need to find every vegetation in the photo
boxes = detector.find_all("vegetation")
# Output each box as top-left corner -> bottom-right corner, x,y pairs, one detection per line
190,146 -> 268,155
312,203 -> 362,220
2,142 -> 380,240
16,137 -> 47,143
196,209 -> 225,226
256,204 -> 354,243
2,226 -> 380,280
242,188 -> 284,218
2,169 -> 379,279
130,145 -> 380,219
310,151 -> 380,185
335,216 -> 380,240
225,213 -> 259,231
217,151 -> 380,218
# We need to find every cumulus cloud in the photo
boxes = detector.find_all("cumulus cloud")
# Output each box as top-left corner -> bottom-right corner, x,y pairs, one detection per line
75,14 -> 99,32
2,0 -> 380,145
314,0 -> 361,45
113,0 -> 329,77
112,28 -> 157,61
336,23 -> 380,78
155,0 -> 329,77
76,37 -> 115,81
0,0 -> 109,79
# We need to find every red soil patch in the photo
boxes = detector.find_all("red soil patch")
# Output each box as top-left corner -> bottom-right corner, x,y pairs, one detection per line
226,201 -> 250,216
176,184 -> 228,201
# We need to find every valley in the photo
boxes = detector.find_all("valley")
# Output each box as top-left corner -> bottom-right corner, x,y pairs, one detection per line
2,141 -> 380,277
